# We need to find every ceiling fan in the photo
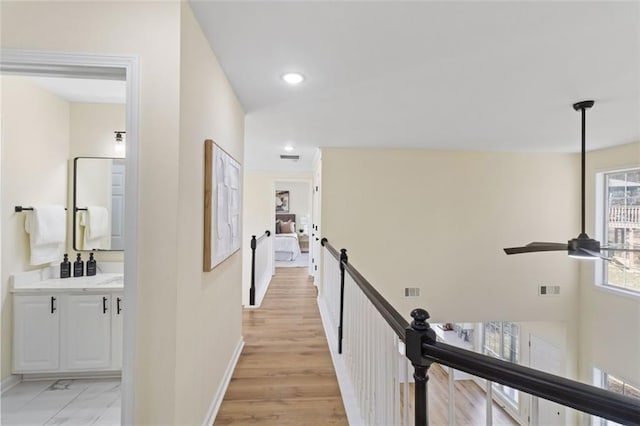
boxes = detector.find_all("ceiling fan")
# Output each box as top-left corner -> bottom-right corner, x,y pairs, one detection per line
504,100 -> 640,260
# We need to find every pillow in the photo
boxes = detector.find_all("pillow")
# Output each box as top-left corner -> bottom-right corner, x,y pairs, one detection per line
275,221 -> 281,234
280,220 -> 295,234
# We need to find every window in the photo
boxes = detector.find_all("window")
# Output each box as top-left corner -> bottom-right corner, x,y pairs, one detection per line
600,168 -> 640,293
592,369 -> 639,426
483,322 -> 519,405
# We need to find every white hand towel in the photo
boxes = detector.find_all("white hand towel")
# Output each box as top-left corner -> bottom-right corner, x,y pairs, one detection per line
85,206 -> 109,240
29,205 -> 66,245
24,205 -> 66,265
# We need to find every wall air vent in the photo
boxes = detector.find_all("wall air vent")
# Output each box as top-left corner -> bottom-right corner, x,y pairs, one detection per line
539,285 -> 560,296
280,155 -> 300,161
404,287 -> 420,297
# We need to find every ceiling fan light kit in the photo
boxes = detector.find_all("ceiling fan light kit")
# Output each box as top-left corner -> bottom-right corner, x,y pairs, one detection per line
504,100 -> 639,261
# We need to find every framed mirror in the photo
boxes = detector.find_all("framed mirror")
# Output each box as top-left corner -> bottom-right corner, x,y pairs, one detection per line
73,157 -> 125,251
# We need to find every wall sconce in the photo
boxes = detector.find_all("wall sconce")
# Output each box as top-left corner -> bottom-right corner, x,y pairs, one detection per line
114,131 -> 126,154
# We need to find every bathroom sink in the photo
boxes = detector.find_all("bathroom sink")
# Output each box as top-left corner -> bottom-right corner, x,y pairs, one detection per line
11,273 -> 124,292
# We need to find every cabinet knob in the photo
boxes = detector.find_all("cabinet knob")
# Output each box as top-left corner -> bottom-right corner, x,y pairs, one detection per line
102,296 -> 108,314
51,296 -> 56,314
117,297 -> 122,315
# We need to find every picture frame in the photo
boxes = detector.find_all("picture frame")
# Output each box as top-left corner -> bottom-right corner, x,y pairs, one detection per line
204,140 -> 242,271
275,190 -> 289,213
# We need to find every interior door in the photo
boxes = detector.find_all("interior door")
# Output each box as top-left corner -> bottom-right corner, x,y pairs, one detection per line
111,163 -> 125,250
530,334 -> 565,425
311,166 -> 321,283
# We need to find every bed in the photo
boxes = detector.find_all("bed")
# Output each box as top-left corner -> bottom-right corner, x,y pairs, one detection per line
275,214 -> 301,261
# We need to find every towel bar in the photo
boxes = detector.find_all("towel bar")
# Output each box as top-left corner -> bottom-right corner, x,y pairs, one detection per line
15,206 -> 68,212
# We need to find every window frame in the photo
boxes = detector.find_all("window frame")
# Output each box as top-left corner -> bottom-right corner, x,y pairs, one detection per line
595,167 -> 640,296
482,321 -> 520,407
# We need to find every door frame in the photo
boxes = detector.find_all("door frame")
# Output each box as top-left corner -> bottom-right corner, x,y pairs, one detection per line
0,49 -> 140,425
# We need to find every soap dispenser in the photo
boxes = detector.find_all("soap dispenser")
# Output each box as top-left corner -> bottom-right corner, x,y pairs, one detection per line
60,254 -> 71,279
86,252 -> 97,276
73,253 -> 84,277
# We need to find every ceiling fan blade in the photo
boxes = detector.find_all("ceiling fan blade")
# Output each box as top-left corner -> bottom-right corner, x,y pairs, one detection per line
579,248 -> 631,270
577,247 -> 610,260
527,242 -> 570,249
504,243 -> 568,255
601,247 -> 640,253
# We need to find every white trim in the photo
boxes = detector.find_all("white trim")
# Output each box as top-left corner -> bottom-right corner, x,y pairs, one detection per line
317,296 -> 365,426
0,49 -> 140,426
1,374 -> 22,394
202,337 -> 244,426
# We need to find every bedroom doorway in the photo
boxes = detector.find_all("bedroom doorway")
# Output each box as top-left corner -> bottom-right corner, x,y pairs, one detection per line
274,180 -> 312,273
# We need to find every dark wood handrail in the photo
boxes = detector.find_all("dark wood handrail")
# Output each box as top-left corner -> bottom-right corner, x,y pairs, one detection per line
422,340 -> 640,425
321,235 -> 640,426
249,230 -> 271,306
256,230 -> 271,244
321,238 -> 409,340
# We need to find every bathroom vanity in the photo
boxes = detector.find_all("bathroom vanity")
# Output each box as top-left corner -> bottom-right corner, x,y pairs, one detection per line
11,271 -> 123,376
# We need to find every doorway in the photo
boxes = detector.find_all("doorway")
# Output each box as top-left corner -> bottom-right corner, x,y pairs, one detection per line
529,334 -> 565,425
274,180 -> 313,273
0,50 -> 139,425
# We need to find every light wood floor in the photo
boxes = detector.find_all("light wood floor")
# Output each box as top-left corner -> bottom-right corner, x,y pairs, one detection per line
216,267 -> 517,425
408,364 -> 519,425
215,267 -> 348,425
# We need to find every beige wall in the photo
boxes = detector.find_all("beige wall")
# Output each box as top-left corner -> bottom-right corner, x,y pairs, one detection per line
173,4 -> 245,423
68,103 -> 126,260
2,2 -> 246,423
320,148 -> 581,324
580,141 -> 640,387
1,1 -> 184,423
0,75 -> 70,381
243,171 -> 312,305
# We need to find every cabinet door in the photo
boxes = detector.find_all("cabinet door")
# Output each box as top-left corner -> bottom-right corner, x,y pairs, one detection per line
65,294 -> 111,370
111,293 -> 124,370
13,295 -> 60,372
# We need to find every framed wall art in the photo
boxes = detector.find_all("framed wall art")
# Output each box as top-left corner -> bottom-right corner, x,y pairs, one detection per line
204,139 -> 242,271
275,190 -> 289,213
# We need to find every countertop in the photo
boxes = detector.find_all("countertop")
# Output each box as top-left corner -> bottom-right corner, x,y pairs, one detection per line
11,273 -> 124,293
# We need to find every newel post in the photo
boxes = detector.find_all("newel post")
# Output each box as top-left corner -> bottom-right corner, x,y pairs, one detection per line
249,235 -> 257,306
338,248 -> 348,354
406,308 -> 437,426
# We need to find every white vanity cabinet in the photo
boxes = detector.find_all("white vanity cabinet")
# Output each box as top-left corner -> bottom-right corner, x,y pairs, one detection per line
63,294 -> 112,370
111,292 -> 124,370
11,274 -> 124,376
13,294 -> 60,372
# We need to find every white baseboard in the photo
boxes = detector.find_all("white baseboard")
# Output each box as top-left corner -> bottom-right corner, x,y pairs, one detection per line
1,374 -> 22,394
202,337 -> 244,426
245,271 -> 272,309
317,296 -> 365,426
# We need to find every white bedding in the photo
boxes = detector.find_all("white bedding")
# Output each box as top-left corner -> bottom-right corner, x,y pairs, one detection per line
274,232 -> 301,261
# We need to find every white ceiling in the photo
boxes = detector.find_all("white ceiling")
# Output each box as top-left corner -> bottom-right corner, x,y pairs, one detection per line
30,77 -> 126,104
191,1 -> 640,172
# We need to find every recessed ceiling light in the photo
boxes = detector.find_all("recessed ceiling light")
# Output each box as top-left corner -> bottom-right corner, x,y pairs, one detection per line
284,145 -> 294,152
282,73 -> 304,85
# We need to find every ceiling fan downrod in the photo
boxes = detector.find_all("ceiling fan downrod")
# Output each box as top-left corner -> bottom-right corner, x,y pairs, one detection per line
573,100 -> 594,236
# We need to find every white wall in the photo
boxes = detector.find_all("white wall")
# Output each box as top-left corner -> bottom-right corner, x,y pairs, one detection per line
275,181 -> 311,233
320,148 -> 581,324
243,171 -> 312,305
0,75 -> 70,381
579,141 -> 640,388
173,4 -> 245,423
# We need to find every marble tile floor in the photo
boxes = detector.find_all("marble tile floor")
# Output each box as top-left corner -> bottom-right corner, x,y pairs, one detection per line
1,378 -> 121,426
